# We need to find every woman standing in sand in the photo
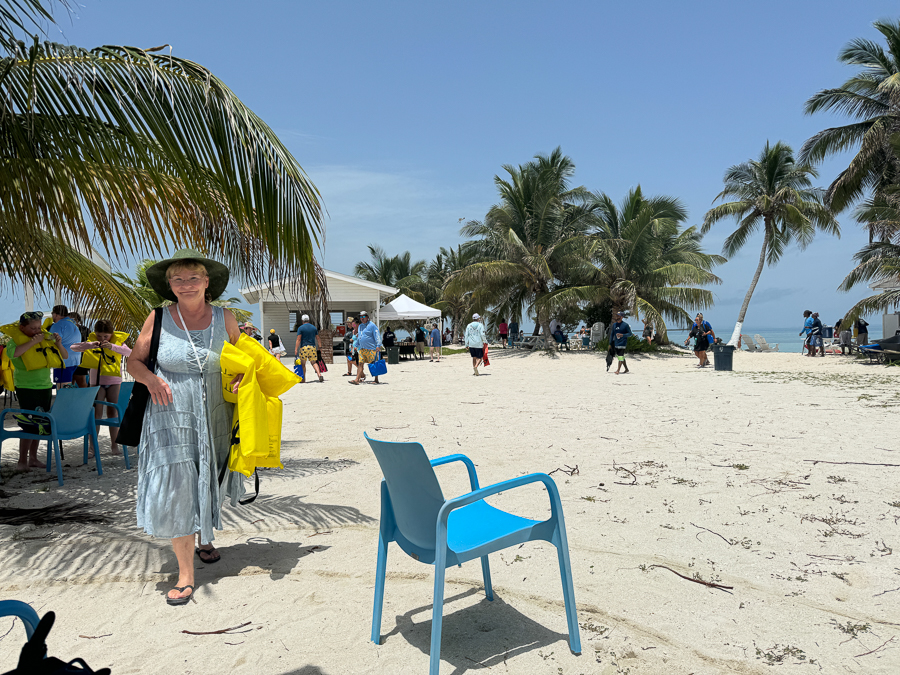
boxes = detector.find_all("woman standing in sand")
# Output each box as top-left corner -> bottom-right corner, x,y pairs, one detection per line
685,313 -> 714,367
127,249 -> 245,607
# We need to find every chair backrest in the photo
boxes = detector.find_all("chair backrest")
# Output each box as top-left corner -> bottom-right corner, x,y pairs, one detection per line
116,381 -> 135,412
364,433 -> 445,551
52,386 -> 101,436
0,600 -> 40,640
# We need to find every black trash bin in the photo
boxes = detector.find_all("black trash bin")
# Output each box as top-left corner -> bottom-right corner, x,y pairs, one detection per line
386,346 -> 400,365
712,344 -> 735,371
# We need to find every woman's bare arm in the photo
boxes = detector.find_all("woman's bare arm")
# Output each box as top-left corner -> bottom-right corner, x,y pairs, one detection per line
224,309 -> 240,345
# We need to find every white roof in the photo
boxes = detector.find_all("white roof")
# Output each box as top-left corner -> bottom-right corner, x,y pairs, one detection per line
379,294 -> 441,321
869,277 -> 900,291
240,269 -> 397,303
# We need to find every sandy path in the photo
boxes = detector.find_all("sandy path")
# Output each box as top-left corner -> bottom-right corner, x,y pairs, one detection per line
1,348 -> 899,674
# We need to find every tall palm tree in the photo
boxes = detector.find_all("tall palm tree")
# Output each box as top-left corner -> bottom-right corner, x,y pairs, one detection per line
0,1 -> 324,329
353,245 -> 427,294
838,240 -> 900,320
703,142 -> 839,345
430,245 -> 482,338
551,187 -> 724,342
800,18 -> 900,231
446,148 -> 595,342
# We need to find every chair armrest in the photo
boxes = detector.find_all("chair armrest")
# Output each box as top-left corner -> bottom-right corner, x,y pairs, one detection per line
430,454 -> 480,491
95,400 -> 122,411
437,472 -> 561,527
2,408 -> 55,423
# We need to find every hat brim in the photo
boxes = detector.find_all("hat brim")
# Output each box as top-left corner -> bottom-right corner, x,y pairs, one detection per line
146,250 -> 230,303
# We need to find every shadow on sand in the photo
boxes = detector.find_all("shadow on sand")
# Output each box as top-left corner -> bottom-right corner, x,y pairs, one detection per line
380,587 -> 572,675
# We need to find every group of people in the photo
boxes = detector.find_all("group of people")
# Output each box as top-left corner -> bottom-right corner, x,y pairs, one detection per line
803,311 -> 869,356
382,324 -> 443,361
5,305 -> 133,470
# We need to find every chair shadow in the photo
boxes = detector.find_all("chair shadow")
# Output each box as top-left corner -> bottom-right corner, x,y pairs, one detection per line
382,587 -> 570,675
276,667 -> 330,675
153,537 -> 333,595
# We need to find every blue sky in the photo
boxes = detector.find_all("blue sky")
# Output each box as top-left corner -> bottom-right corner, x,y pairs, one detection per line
8,0 -> 900,331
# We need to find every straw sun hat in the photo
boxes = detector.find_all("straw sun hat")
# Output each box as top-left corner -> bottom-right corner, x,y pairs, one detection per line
146,249 -> 230,303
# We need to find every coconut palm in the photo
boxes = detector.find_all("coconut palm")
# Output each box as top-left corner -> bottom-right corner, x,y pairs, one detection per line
800,18 -> 900,228
838,240 -> 900,320
703,142 -> 839,345
113,260 -> 254,326
0,1 -> 324,329
446,148 -> 595,341
550,187 -> 724,342
429,245 -> 482,338
353,245 -> 427,297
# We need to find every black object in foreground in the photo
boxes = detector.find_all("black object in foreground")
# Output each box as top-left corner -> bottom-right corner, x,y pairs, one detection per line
2,611 -> 111,675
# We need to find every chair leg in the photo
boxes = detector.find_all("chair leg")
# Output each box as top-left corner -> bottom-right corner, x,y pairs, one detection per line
83,434 -> 89,466
92,430 -> 103,476
122,445 -> 130,470
480,555 -> 493,601
429,563 -> 446,675
371,532 -> 388,644
53,438 -> 63,486
46,439 -> 52,473
556,545 -> 581,654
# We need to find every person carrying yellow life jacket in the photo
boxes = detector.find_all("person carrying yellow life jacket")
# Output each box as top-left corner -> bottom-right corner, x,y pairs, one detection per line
219,334 -> 300,477
0,321 -> 65,371
78,331 -> 130,379
0,346 -> 15,391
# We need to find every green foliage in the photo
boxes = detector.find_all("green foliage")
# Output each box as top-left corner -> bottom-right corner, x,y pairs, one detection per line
0,3 -> 324,333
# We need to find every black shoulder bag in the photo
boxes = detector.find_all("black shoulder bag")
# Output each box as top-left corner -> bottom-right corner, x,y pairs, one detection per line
117,308 -> 163,447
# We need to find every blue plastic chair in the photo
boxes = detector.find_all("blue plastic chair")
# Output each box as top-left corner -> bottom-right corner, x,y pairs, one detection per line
0,600 -> 40,640
0,386 -> 101,486
94,381 -> 135,469
364,433 -> 580,675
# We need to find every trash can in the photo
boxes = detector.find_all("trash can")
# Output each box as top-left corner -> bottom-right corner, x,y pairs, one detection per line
712,344 -> 735,371
582,337 -> 590,348
386,346 -> 400,365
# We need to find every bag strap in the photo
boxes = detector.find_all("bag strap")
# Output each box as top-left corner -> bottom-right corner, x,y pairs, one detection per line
147,307 -> 164,374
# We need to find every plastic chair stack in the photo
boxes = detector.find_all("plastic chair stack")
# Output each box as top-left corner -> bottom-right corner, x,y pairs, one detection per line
364,433 -> 580,675
0,386 -> 101,486
95,381 -> 136,469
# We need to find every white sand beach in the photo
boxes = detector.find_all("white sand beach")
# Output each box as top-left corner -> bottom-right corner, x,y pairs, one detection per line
1,348 -> 899,674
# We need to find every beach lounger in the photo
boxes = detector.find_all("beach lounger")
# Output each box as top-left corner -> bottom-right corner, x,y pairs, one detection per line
740,334 -> 761,352
754,335 -> 779,352
0,386 -> 102,486
364,433 -> 581,675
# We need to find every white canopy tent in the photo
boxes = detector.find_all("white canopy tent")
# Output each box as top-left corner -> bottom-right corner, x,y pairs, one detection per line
378,294 -> 441,323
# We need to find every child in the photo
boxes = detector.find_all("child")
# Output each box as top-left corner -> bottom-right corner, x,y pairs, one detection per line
3,311 -> 67,471
71,320 -> 131,455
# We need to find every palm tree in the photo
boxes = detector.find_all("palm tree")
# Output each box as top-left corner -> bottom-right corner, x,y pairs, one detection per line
838,240 -> 900,320
0,1 -> 324,329
429,245 -> 482,338
446,148 -> 595,342
550,187 -> 724,342
703,142 -> 839,345
353,245 -> 427,299
113,260 -> 254,326
800,19 -> 900,231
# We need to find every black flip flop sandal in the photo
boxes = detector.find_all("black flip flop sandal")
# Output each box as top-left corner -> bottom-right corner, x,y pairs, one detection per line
166,585 -> 195,606
196,548 -> 221,564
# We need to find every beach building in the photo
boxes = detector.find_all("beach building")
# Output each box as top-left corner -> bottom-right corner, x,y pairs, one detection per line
240,270 -> 398,362
869,278 -> 900,336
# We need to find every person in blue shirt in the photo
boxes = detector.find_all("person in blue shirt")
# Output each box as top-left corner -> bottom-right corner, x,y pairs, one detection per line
799,310 -> 815,356
684,313 -> 715,367
293,314 -> 324,382
610,311 -> 633,375
48,305 -> 82,387
429,322 -> 442,362
352,311 -> 383,385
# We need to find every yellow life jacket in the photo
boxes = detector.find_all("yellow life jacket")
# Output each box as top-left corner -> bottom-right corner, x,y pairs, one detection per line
0,347 -> 15,391
0,323 -> 65,371
219,336 -> 300,477
79,331 -> 130,378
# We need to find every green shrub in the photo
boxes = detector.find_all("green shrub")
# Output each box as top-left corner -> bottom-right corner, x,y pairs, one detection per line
594,335 -> 663,353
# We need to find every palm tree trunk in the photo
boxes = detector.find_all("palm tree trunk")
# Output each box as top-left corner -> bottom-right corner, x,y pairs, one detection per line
726,226 -> 769,346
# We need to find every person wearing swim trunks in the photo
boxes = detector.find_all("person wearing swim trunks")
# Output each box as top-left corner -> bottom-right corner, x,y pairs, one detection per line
465,313 -> 488,376
294,315 -> 324,382
352,311 -> 382,384
611,311 -> 632,375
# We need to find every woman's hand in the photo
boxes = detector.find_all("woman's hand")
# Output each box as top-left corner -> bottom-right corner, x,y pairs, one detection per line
99,341 -> 113,349
229,373 -> 244,394
148,375 -> 173,406
52,332 -> 62,346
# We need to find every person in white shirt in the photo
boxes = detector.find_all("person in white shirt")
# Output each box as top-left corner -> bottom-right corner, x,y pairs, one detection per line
464,313 -> 488,376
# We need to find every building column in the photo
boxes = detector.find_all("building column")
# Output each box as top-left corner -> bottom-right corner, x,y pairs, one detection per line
258,295 -> 264,338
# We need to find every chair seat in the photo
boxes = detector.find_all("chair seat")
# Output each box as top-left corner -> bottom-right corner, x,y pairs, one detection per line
447,500 -> 539,555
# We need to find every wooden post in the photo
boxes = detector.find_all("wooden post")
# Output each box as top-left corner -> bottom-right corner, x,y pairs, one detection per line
319,329 -> 334,364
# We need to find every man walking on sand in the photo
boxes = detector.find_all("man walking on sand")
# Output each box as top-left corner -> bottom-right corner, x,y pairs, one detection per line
465,313 -> 488,376
294,315 -> 324,382
352,311 -> 382,385
611,311 -> 633,375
